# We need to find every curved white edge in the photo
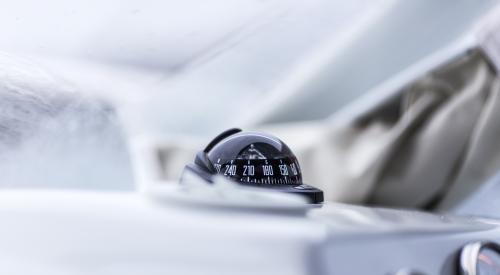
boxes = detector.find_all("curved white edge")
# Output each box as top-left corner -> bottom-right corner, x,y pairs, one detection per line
326,34 -> 477,127
476,4 -> 500,73
329,3 -> 500,127
457,241 -> 500,275
238,0 -> 399,127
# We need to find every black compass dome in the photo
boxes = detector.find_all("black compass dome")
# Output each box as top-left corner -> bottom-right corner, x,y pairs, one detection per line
182,128 -> 323,204
206,131 -> 302,186
207,131 -> 295,162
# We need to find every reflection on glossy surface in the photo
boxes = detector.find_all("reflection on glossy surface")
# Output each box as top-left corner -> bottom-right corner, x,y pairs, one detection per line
392,269 -> 426,275
477,248 -> 500,275
460,242 -> 500,275
309,203 -> 493,235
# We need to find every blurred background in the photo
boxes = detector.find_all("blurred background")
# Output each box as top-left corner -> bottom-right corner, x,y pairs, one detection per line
1,0 -> 500,211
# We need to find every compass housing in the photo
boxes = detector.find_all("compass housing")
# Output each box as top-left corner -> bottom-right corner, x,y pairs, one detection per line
208,132 -> 302,186
182,128 -> 324,204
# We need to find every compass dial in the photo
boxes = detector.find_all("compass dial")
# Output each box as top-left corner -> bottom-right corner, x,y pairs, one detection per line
183,128 -> 324,204
207,132 -> 302,186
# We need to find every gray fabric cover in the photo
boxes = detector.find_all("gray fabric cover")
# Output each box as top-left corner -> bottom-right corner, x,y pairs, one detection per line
359,50 -> 500,209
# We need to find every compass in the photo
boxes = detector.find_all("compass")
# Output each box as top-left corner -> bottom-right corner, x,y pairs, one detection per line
182,128 -> 324,204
